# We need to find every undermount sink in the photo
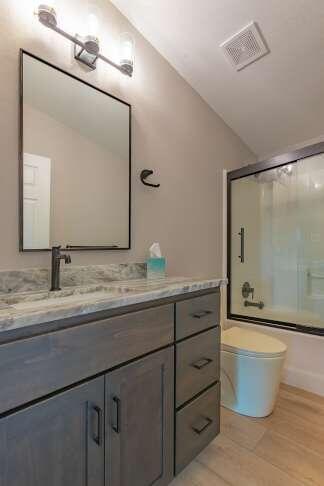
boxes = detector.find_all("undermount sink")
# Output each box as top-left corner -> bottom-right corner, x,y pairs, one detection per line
0,284 -> 131,311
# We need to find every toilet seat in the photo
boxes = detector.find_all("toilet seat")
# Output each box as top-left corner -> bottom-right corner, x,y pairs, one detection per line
221,326 -> 287,358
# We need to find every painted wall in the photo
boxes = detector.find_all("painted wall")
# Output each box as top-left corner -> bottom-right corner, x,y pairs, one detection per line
0,0 -> 254,276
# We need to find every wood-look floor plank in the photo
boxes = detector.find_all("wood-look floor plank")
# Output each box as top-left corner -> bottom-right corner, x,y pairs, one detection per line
197,433 -> 304,486
255,430 -> 324,486
277,389 -> 324,427
280,384 -> 324,406
170,460 -> 230,486
221,407 -> 267,451
252,405 -> 324,457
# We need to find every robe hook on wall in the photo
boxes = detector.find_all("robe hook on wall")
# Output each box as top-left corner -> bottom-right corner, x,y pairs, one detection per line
140,169 -> 160,188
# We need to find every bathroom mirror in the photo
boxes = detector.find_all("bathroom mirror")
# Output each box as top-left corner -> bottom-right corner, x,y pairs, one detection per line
19,50 -> 131,251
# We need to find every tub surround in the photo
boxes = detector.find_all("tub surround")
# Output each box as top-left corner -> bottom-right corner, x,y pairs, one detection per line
0,274 -> 226,342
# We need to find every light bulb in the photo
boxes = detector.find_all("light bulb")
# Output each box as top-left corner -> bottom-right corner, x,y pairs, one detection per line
120,32 -> 134,76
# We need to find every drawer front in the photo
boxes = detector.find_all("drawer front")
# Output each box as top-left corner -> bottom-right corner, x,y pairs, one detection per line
176,292 -> 220,340
176,383 -> 220,474
0,304 -> 174,415
176,327 -> 220,407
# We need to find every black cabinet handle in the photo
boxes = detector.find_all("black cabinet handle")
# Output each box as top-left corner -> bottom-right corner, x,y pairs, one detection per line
112,396 -> 121,434
191,357 -> 213,370
90,404 -> 102,446
192,416 -> 213,435
191,310 -> 213,319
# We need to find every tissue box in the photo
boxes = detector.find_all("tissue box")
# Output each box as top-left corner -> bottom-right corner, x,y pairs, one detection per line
147,257 -> 166,280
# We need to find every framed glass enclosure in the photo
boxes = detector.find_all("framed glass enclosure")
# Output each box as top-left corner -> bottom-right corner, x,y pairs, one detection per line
227,142 -> 324,335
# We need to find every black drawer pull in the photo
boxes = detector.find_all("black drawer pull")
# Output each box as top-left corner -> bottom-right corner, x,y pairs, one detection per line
191,357 -> 213,370
192,416 -> 213,435
112,396 -> 121,434
191,310 -> 213,319
90,404 -> 102,446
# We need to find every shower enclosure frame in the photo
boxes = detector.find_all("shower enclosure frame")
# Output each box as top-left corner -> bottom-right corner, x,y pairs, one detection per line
227,141 -> 324,336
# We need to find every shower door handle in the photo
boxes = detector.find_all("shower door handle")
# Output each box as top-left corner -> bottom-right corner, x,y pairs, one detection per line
238,227 -> 245,263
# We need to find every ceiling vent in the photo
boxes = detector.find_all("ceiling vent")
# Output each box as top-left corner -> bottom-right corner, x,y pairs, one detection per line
220,22 -> 269,71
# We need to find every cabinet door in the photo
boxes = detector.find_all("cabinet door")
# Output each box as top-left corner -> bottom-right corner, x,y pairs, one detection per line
0,377 -> 104,486
106,348 -> 174,486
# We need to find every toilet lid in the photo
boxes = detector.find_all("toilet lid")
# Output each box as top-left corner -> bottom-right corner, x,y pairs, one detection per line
221,326 -> 287,357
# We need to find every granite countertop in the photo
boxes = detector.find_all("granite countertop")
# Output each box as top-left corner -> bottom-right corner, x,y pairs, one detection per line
0,277 -> 226,341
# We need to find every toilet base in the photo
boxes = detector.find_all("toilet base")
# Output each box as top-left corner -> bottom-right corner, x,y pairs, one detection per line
220,350 -> 285,418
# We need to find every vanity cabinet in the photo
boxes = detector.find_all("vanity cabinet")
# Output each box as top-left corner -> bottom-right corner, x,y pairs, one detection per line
105,348 -> 174,486
0,377 -> 105,486
0,288 -> 221,486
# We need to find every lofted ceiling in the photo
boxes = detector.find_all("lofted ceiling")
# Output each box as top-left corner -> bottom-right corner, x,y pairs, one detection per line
111,0 -> 324,158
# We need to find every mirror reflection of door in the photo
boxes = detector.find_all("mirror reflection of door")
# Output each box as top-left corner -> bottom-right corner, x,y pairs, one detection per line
23,153 -> 51,249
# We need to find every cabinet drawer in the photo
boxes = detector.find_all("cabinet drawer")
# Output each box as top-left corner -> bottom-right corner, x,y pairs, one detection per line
175,383 -> 220,474
176,292 -> 220,340
176,327 -> 220,407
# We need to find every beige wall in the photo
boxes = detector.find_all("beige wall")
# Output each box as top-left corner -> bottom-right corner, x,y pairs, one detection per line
0,0 -> 255,276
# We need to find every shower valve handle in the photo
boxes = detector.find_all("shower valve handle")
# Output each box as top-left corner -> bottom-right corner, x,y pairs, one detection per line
242,281 -> 254,299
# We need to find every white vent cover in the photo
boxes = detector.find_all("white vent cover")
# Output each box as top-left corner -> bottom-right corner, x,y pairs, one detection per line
220,22 -> 269,71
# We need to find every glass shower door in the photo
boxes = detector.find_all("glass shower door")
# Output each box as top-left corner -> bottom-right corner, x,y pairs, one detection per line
230,164 -> 300,325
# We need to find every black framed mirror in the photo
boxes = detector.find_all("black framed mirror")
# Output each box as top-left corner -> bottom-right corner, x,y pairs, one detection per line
19,50 -> 131,251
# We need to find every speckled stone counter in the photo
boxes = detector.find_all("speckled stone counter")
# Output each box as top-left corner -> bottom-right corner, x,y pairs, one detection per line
0,276 -> 226,343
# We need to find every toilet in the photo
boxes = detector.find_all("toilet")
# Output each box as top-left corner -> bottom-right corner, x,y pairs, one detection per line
221,326 -> 287,417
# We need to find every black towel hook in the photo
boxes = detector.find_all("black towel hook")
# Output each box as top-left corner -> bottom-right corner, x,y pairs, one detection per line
140,169 -> 160,188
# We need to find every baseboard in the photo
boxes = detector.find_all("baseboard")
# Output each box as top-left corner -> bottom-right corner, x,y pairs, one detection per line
282,366 -> 324,397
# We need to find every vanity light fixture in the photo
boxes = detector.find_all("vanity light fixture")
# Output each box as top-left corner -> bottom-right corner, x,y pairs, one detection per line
36,4 -> 134,76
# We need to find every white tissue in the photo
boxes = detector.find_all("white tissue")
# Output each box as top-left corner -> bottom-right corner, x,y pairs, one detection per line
149,242 -> 162,258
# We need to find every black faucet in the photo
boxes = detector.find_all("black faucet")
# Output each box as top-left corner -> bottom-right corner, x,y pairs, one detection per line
50,246 -> 72,291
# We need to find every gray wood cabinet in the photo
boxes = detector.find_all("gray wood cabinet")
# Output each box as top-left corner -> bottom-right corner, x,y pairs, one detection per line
0,377 -> 105,486
0,288 -> 221,486
105,348 -> 174,486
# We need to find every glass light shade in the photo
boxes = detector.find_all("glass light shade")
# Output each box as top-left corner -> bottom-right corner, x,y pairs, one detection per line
119,32 -> 134,76
37,3 -> 58,27
87,12 -> 99,38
